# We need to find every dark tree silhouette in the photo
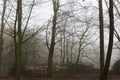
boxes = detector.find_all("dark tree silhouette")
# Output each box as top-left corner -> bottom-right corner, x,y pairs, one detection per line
0,0 -> 7,75
47,0 -> 59,77
101,0 -> 114,80
98,0 -> 105,80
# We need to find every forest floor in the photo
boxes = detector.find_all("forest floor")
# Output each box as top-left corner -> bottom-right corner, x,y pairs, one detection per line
0,75 -> 120,80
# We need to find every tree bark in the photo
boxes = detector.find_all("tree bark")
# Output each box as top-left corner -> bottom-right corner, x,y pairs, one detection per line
98,0 -> 105,80
47,0 -> 59,77
101,0 -> 114,80
15,0 -> 22,80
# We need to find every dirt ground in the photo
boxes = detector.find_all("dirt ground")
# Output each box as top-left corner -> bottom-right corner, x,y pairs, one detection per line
0,75 -> 120,80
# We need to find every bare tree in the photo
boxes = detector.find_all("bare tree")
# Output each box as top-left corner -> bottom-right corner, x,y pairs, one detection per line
75,26 -> 89,64
47,0 -> 59,77
0,0 -> 7,75
15,0 -> 22,80
101,0 -> 114,80
98,0 -> 105,79
14,0 -> 37,79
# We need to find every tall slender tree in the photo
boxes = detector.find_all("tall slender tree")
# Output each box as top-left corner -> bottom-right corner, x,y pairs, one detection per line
101,0 -> 114,80
98,0 -> 104,80
0,0 -> 7,75
13,0 -> 36,79
15,0 -> 22,80
47,0 -> 59,77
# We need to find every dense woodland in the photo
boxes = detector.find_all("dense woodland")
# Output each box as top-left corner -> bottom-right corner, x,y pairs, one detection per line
0,0 -> 120,80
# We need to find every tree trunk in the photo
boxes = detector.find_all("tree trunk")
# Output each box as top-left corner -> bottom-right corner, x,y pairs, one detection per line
101,0 -> 114,80
47,0 -> 59,77
98,0 -> 105,80
75,26 -> 89,64
15,0 -> 22,80
70,36 -> 74,64
75,40 -> 82,64
66,40 -> 69,64
0,0 -> 7,76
